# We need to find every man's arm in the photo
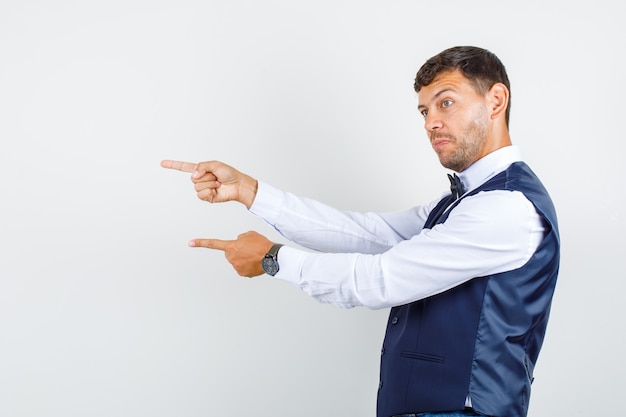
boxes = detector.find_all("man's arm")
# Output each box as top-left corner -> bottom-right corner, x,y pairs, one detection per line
250,180 -> 430,254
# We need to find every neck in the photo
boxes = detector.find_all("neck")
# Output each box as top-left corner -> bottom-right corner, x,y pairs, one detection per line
480,121 -> 511,160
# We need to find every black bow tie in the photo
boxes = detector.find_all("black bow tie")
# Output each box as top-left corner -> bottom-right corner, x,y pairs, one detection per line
448,173 -> 465,200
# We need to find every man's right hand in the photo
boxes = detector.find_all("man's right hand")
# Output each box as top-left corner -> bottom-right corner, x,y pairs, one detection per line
160,160 -> 258,209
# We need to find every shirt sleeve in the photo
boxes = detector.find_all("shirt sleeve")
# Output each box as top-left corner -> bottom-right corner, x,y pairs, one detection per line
250,182 -> 545,310
250,181 -> 437,254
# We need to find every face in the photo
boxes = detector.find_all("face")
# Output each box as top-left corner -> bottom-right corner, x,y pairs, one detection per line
417,70 -> 491,172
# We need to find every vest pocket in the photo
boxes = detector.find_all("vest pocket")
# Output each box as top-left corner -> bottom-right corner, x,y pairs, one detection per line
400,350 -> 445,363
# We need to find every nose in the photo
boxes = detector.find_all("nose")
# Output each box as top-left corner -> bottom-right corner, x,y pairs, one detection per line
424,111 -> 443,132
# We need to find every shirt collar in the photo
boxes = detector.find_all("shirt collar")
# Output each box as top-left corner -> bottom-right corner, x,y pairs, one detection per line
457,145 -> 523,194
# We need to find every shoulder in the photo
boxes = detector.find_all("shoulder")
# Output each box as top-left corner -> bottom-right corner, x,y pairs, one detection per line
448,190 -> 540,234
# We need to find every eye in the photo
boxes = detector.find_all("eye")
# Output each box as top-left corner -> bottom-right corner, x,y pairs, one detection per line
420,109 -> 428,118
441,99 -> 453,108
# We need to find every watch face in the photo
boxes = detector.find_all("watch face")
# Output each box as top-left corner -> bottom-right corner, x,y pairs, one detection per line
262,257 -> 279,276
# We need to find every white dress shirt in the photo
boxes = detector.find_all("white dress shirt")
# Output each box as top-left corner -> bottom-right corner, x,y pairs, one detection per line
249,146 -> 545,310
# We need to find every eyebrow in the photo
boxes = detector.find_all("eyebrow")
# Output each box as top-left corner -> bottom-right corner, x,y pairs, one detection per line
418,87 -> 456,111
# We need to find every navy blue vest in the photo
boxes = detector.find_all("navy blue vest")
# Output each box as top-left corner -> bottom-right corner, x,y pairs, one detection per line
376,162 -> 560,417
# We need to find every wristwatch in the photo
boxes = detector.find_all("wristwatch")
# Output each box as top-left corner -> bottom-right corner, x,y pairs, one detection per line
261,243 -> 284,276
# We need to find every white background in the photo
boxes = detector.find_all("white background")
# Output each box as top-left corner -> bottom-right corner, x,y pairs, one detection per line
1,1 -> 624,416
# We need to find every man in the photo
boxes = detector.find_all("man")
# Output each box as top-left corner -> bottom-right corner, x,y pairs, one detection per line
162,46 -> 560,417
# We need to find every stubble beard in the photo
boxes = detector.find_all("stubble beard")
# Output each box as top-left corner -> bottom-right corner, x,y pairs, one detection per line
434,109 -> 489,173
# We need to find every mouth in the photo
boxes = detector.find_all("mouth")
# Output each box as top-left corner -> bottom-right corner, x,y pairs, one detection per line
431,135 -> 453,150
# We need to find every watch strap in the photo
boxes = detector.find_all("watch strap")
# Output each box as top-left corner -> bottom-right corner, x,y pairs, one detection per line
266,243 -> 283,258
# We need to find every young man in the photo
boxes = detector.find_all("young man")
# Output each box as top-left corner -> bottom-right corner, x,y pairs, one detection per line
162,46 -> 560,417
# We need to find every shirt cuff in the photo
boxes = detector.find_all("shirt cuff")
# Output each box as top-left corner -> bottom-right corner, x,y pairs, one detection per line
273,246 -> 308,286
249,180 -> 284,223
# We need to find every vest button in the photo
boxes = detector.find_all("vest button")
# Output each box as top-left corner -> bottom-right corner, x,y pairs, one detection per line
391,317 -> 399,325
378,380 -> 383,390
381,347 -> 385,355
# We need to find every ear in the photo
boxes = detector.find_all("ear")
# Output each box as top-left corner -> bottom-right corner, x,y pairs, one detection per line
487,83 -> 509,120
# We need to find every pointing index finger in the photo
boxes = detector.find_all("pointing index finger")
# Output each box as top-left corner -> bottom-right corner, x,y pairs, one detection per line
188,238 -> 230,251
161,160 -> 197,173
